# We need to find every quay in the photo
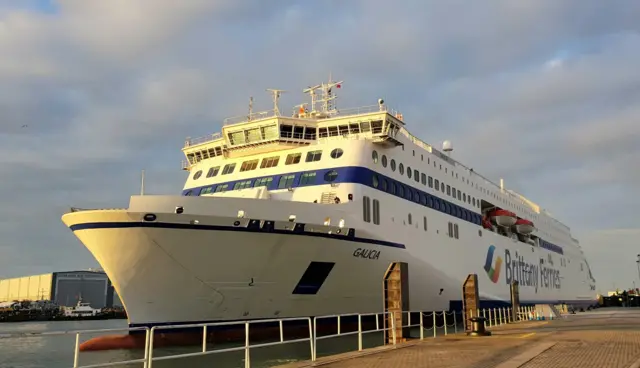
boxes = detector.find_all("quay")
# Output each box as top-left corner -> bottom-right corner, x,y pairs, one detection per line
278,308 -> 640,368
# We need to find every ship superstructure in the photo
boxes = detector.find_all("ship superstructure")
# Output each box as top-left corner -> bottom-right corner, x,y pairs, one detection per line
62,77 -> 596,329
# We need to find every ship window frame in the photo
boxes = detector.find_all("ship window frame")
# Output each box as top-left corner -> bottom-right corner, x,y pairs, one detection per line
454,224 -> 459,239
372,199 -> 380,225
324,170 -> 338,183
305,150 -> 323,163
260,156 -> 280,169
254,177 -> 273,188
423,216 -> 428,231
372,174 -> 379,188
240,159 -> 259,172
285,153 -> 302,165
399,163 -> 405,175
408,213 -> 412,225
372,150 -> 379,164
206,166 -> 220,178
299,172 -> 317,186
428,176 -> 433,188
381,155 -> 388,167
363,196 -> 371,223
193,170 -> 203,180
390,159 -> 396,172
278,174 -> 296,189
407,167 -> 412,179
330,148 -> 344,159
222,163 -> 236,175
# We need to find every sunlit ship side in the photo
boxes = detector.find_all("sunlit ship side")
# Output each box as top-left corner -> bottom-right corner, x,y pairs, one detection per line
62,77 -> 597,333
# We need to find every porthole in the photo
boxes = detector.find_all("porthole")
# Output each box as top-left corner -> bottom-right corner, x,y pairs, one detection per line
330,148 -> 344,159
324,170 -> 338,182
407,167 -> 412,179
372,174 -> 379,188
193,170 -> 203,180
390,159 -> 396,171
381,155 -> 388,168
143,213 -> 157,222
399,163 -> 404,175
372,150 -> 379,163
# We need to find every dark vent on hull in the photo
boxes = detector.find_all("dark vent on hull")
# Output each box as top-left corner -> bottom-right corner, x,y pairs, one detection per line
292,261 -> 335,295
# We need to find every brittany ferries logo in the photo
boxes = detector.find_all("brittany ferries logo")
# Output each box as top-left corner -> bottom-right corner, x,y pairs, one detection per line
483,245 -> 502,283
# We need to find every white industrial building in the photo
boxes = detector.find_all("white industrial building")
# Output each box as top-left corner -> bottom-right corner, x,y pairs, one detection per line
0,269 -> 122,308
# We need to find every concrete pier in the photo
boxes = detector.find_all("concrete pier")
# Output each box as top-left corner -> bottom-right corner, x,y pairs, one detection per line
277,308 -> 640,368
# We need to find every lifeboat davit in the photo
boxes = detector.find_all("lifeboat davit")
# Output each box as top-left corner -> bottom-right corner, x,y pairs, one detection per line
514,219 -> 535,234
489,209 -> 517,227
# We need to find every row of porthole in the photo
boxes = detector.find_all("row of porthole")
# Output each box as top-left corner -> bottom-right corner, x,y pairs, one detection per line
191,148 -> 345,181
371,150 -> 481,210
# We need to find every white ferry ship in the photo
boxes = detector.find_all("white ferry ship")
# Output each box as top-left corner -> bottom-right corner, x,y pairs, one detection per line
62,77 -> 597,330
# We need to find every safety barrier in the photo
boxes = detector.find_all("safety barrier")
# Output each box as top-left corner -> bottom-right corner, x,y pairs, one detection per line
5,305 -> 548,368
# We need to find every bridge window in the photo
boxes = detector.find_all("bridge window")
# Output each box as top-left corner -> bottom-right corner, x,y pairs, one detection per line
372,199 -> 380,225
363,196 -> 371,223
254,177 -> 273,187
399,163 -> 404,175
324,170 -> 338,182
407,167 -> 412,179
206,166 -> 220,178
372,150 -> 378,163
300,172 -> 317,186
278,174 -> 296,189
285,153 -> 301,165
240,159 -> 259,172
233,180 -> 252,190
306,150 -> 322,162
381,155 -> 388,167
260,156 -> 280,168
330,148 -> 344,159
193,170 -> 203,180
390,159 -> 396,171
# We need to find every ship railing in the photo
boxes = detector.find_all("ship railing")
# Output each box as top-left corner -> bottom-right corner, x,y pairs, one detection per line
184,132 -> 223,147
147,317 -> 313,368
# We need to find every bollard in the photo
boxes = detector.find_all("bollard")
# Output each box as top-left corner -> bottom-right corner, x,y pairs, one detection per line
467,317 -> 491,337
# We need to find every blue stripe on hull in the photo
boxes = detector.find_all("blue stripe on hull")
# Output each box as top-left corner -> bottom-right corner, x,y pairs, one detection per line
183,165 -> 564,255
69,221 -> 406,249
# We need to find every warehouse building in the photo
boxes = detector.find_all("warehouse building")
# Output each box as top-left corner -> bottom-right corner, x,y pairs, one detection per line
0,270 -> 122,308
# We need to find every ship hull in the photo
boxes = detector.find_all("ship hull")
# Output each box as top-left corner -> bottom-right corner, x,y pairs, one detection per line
62,195 -> 596,330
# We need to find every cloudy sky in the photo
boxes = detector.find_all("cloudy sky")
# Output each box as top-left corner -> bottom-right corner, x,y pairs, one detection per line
0,1 -> 638,294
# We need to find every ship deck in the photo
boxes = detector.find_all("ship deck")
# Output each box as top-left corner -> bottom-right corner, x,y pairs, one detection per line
278,308 -> 640,368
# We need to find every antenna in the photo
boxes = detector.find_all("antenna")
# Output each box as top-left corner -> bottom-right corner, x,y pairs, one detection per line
248,96 -> 254,121
303,84 -> 321,113
140,170 -> 145,196
320,76 -> 342,115
266,89 -> 286,116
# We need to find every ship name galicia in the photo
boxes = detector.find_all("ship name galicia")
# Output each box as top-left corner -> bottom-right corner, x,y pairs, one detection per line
353,248 -> 380,260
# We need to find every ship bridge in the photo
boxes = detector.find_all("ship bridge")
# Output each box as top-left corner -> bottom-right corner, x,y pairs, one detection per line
181,78 -> 405,170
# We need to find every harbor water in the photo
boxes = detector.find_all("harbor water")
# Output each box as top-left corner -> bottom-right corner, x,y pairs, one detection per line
0,319 -> 390,368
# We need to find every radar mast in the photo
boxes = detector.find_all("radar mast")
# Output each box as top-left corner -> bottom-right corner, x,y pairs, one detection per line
266,89 -> 286,116
303,75 -> 343,118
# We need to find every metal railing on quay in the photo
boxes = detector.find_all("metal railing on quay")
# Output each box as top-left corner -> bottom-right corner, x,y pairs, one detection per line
1,326 -> 150,368
5,306 -> 556,368
147,316 -> 313,368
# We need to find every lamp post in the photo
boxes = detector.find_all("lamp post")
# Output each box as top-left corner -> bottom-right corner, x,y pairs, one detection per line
636,255 -> 640,290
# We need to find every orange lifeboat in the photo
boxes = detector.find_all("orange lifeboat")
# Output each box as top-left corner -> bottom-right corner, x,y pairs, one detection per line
514,219 -> 535,234
488,209 -> 517,227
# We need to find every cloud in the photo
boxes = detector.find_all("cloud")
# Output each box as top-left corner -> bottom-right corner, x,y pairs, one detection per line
0,0 -> 638,289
